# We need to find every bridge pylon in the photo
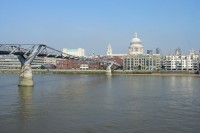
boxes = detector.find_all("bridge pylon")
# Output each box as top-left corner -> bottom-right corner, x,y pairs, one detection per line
106,62 -> 114,76
17,45 -> 44,86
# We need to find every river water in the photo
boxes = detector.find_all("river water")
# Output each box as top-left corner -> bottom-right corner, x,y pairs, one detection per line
0,74 -> 200,133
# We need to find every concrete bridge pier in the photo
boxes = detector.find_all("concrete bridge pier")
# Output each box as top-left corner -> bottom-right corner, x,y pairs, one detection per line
17,44 -> 43,86
18,64 -> 33,86
106,66 -> 112,76
106,62 -> 114,76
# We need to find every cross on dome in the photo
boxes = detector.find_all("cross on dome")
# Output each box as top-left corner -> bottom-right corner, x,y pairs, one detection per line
134,32 -> 138,38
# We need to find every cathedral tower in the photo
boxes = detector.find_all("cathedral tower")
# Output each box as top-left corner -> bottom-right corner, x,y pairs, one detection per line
107,43 -> 112,56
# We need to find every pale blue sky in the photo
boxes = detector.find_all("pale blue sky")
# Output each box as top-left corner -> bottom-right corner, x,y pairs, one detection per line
0,0 -> 199,55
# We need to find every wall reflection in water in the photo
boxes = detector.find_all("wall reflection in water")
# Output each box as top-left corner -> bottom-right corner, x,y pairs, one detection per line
18,86 -> 33,121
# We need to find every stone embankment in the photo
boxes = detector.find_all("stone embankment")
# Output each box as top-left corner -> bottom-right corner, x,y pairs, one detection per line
0,69 -> 199,76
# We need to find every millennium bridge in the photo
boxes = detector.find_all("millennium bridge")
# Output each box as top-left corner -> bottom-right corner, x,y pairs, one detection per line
0,44 -> 120,86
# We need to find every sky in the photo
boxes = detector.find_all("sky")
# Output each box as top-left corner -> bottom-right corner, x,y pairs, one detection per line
0,0 -> 200,55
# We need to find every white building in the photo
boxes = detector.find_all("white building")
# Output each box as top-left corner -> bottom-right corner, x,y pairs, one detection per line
164,50 -> 199,70
80,64 -> 89,70
63,48 -> 85,57
44,57 -> 57,65
123,54 -> 161,70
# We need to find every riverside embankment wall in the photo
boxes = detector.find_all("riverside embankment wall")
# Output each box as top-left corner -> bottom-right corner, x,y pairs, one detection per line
0,69 -> 199,76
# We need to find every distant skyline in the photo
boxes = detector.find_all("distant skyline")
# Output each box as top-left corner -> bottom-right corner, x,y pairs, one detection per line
0,0 -> 199,55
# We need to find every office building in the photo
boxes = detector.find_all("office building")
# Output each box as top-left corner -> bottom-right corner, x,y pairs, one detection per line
147,50 -> 153,54
63,48 -> 85,57
175,48 -> 181,55
156,48 -> 161,54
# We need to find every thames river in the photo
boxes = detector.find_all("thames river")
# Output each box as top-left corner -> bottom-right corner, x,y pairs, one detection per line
0,74 -> 200,133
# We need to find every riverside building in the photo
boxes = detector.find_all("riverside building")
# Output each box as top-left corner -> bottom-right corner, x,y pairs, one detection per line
0,55 -> 20,69
123,32 -> 161,70
0,55 -> 45,69
62,48 -> 85,57
163,50 -> 199,70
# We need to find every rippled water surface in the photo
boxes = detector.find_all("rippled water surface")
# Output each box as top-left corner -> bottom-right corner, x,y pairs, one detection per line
0,74 -> 200,133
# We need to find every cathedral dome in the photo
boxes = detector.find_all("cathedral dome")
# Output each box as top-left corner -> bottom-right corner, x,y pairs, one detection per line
130,32 -> 142,45
128,32 -> 144,55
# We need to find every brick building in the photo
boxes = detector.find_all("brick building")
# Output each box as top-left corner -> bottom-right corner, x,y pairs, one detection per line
56,59 -> 102,70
